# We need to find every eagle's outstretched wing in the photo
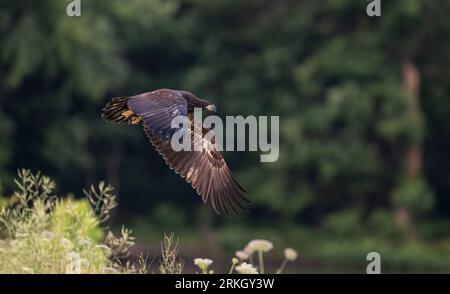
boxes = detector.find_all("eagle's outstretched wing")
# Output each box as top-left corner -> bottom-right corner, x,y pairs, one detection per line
127,90 -> 188,139
143,116 -> 249,215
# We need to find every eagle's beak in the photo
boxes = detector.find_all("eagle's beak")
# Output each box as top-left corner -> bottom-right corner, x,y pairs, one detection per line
206,104 -> 217,112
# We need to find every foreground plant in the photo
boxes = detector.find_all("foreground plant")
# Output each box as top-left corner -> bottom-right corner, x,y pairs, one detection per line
159,233 -> 184,274
276,248 -> 298,274
235,250 -> 250,261
194,239 -> 298,274
228,257 -> 239,274
194,258 -> 213,274
235,262 -> 258,274
0,170 -> 299,274
244,239 -> 273,274
0,169 -> 142,274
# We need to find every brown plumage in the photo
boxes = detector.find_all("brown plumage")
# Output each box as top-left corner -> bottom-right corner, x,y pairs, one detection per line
102,89 -> 249,215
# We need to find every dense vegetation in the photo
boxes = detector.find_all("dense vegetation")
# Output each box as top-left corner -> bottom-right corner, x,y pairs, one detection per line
0,170 -> 297,274
0,170 -> 143,273
1,0 -> 450,272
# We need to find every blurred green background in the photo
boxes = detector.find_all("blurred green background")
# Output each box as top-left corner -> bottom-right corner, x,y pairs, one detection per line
1,0 -> 450,273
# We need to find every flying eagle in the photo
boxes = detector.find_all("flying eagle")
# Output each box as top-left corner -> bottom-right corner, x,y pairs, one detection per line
102,89 -> 249,215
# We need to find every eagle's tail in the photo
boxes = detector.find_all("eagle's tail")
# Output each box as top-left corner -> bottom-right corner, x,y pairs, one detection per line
102,96 -> 140,125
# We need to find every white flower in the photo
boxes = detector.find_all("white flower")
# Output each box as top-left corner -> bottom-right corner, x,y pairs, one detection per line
245,239 -> 273,254
235,262 -> 258,274
244,244 -> 253,254
284,248 -> 298,261
194,258 -> 213,271
60,238 -> 73,249
236,250 -> 250,260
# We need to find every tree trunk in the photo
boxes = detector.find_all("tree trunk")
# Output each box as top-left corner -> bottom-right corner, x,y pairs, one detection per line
403,62 -> 423,177
394,61 -> 423,234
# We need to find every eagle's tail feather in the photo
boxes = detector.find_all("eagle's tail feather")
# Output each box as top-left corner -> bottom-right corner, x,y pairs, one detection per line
102,96 -> 134,124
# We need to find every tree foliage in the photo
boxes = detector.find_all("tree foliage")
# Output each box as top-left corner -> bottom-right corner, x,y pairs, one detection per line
1,0 -> 450,229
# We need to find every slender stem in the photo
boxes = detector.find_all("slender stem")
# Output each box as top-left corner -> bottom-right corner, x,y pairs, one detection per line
275,259 -> 288,274
228,263 -> 236,274
258,250 -> 264,274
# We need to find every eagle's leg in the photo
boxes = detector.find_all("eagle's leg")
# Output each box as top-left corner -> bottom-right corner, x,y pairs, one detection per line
120,110 -> 141,125
130,115 -> 142,125
122,110 -> 134,118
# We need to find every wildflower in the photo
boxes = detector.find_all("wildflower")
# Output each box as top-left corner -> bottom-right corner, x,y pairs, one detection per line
245,239 -> 273,274
244,244 -> 253,255
245,239 -> 273,254
229,257 -> 240,274
235,263 -> 258,274
284,248 -> 298,261
235,250 -> 250,260
60,238 -> 73,249
194,258 -> 213,274
276,247 -> 298,274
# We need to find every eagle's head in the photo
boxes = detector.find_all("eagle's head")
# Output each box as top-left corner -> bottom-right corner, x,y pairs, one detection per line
178,90 -> 217,113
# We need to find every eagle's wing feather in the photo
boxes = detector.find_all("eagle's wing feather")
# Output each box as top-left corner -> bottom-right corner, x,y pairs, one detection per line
142,117 -> 249,215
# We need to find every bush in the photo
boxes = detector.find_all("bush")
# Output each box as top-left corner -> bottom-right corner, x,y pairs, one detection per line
0,169 -> 141,274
